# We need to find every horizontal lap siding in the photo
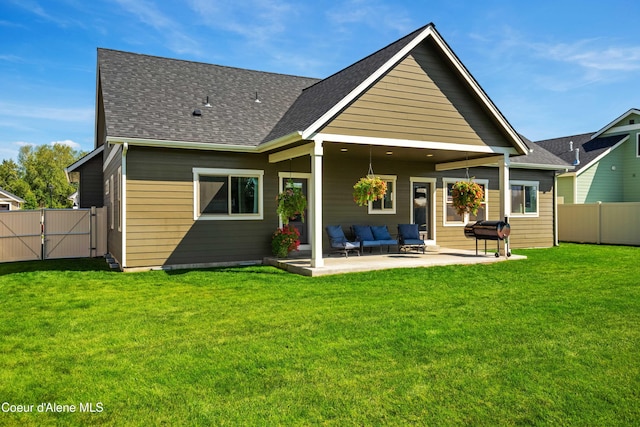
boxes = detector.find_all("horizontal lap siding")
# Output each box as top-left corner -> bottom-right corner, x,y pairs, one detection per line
323,148 -> 556,250
125,147 -> 280,268
321,40 -> 512,148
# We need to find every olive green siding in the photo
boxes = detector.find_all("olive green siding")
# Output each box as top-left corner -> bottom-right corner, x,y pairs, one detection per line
124,147 -> 313,268
557,176 -> 574,204
104,145 -> 123,265
621,131 -> 640,201
577,144 -> 625,203
321,40 -> 513,149
76,154 -> 104,208
322,144 -> 555,251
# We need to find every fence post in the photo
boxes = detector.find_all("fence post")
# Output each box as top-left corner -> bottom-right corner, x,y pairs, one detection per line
597,201 -> 602,245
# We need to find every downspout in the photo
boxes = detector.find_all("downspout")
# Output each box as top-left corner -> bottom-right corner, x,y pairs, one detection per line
121,143 -> 128,268
553,172 -> 559,246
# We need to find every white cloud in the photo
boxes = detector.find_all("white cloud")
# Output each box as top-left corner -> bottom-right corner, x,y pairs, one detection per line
51,140 -> 81,149
113,0 -> 202,55
542,40 -> 640,72
0,102 -> 93,123
325,0 -> 414,34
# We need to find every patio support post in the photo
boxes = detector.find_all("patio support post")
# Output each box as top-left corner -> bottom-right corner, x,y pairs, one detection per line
310,139 -> 324,268
499,153 -> 511,256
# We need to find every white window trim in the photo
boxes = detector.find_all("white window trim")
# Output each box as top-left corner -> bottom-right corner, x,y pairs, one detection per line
368,175 -> 397,215
117,166 -> 122,232
442,178 -> 489,226
193,167 -> 264,221
109,175 -> 114,230
636,133 -> 640,158
510,180 -> 539,217
0,203 -> 11,211
410,177 -> 437,243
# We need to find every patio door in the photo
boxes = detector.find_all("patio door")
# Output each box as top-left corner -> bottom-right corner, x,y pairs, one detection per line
410,178 -> 436,242
279,173 -> 311,249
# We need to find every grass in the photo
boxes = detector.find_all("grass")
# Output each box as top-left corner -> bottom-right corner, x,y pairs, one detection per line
0,244 -> 638,426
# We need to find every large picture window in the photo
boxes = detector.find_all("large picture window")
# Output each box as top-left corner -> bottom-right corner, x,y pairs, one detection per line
369,175 -> 396,214
443,178 -> 488,226
193,168 -> 263,220
511,181 -> 538,216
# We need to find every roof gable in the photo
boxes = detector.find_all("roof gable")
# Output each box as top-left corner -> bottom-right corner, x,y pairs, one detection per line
319,39 -> 517,150
591,108 -> 640,139
263,24 -> 528,155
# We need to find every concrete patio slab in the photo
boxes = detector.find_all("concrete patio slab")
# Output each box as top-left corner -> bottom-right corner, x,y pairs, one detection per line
264,248 -> 526,276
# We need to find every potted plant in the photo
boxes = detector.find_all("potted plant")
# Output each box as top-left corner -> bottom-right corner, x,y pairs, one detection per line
353,176 -> 387,207
271,225 -> 301,258
451,180 -> 484,216
276,180 -> 307,225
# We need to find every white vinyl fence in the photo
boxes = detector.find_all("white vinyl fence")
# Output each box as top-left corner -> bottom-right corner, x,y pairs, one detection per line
0,207 -> 106,263
558,202 -> 640,246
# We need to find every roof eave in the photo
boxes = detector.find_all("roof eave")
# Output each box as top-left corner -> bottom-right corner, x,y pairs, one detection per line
591,108 -> 640,139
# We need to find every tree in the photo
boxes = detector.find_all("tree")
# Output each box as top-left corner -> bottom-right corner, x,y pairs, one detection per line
18,144 -> 83,208
0,144 -> 84,209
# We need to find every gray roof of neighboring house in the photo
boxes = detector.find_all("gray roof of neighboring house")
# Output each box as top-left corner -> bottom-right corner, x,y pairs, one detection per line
0,187 -> 25,203
98,49 -> 319,146
534,132 -> 627,172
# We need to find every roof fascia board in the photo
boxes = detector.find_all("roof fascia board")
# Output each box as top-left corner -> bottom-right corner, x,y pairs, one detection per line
435,155 -> 505,171
268,142 -> 314,163
301,25 -> 436,140
106,136 -> 258,153
66,145 -> 105,173
314,132 -> 519,155
591,108 -> 640,139
427,29 -> 529,155
601,123 -> 640,136
0,189 -> 25,203
510,162 -> 575,170
257,131 -> 303,152
576,134 -> 629,176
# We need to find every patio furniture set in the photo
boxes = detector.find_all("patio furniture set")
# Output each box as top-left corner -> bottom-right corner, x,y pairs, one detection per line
326,224 -> 426,257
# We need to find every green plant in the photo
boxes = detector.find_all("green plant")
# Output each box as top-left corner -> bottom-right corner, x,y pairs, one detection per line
451,180 -> 484,216
353,176 -> 387,207
276,180 -> 307,225
271,225 -> 301,257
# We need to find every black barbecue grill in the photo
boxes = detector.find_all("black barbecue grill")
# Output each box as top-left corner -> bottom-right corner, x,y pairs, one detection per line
464,220 -> 511,257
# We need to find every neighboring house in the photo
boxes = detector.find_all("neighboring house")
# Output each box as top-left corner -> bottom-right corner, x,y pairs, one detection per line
535,108 -> 640,204
67,23 -> 570,271
0,188 -> 24,210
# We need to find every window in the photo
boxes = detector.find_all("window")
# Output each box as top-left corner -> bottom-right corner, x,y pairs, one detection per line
369,175 -> 396,214
636,134 -> 640,158
443,178 -> 488,226
117,166 -> 122,232
193,168 -> 263,220
511,181 -> 538,216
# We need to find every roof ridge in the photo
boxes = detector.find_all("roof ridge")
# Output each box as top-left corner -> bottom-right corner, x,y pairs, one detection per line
534,131 -> 596,144
97,48 -> 320,81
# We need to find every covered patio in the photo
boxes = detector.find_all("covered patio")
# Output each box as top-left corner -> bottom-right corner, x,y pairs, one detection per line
264,248 -> 525,277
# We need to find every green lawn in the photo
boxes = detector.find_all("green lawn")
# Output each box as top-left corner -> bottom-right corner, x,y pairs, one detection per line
0,244 -> 639,426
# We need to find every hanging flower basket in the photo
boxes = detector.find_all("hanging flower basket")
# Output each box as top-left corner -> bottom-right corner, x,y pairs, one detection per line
451,180 -> 484,216
276,180 -> 307,225
353,176 -> 387,207
271,225 -> 301,258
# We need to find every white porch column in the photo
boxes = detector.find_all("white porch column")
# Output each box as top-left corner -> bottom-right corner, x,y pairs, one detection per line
499,153 -> 511,255
310,139 -> 324,268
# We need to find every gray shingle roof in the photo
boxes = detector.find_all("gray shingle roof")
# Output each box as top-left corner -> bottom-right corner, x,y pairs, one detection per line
511,134 -> 571,168
98,49 -> 319,145
533,132 -> 627,172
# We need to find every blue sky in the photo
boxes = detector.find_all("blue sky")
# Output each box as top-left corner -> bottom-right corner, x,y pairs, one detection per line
1,0 -> 640,160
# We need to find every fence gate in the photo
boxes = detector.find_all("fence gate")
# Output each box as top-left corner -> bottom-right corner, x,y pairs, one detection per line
0,207 -> 106,263
0,210 -> 42,262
